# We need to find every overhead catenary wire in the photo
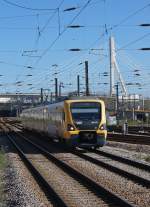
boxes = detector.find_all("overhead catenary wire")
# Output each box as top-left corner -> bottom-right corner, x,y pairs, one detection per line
117,32 -> 150,51
0,13 -> 53,20
0,26 -> 56,30
34,0 -> 93,64
38,0 -> 65,36
112,3 -> 150,29
16,56 -> 101,91
1,0 -> 57,11
1,1 -> 149,95
112,46 -> 150,88
15,0 -> 65,83
73,0 -> 150,64
1,23 -> 150,31
6,37 -> 108,93
35,10 -> 58,46
27,57 -> 107,92
87,1 -> 150,49
0,0 -> 111,92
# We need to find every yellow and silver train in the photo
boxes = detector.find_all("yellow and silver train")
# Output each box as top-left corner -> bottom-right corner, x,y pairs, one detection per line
20,97 -> 107,148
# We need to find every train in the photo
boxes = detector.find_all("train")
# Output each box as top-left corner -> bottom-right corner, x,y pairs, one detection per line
20,97 -> 107,148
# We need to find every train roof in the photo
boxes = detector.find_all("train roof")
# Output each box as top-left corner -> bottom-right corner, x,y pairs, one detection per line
67,96 -> 101,100
21,97 -> 104,113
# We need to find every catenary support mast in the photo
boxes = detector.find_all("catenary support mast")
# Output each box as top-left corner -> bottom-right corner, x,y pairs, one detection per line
109,36 -> 127,97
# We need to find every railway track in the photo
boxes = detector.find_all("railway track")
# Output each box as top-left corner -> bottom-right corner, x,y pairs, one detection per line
10,120 -> 150,146
129,131 -> 150,136
108,125 -> 150,137
7,133 -> 67,207
2,119 -> 150,206
93,148 -> 150,172
14,130 -> 150,206
108,132 -> 150,145
72,150 -> 150,187
3,118 -> 23,130
8,119 -> 150,146
4,127 -> 136,207
24,131 -> 150,186
108,126 -> 150,134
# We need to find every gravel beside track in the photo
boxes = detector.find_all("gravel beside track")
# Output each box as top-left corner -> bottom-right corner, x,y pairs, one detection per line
80,151 -> 150,182
106,141 -> 150,157
9,133 -> 113,207
20,133 -> 150,207
0,134 -> 52,207
93,149 -> 150,171
2,119 -> 150,207
108,133 -> 150,145
52,152 -> 150,207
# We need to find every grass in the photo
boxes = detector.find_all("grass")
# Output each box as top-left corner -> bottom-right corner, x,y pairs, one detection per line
0,147 -> 7,207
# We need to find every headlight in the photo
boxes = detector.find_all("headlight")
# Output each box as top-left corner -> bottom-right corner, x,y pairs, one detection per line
99,124 -> 107,130
67,124 -> 75,131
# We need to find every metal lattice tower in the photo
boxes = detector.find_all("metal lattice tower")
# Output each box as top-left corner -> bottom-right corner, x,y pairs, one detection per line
109,36 -> 128,97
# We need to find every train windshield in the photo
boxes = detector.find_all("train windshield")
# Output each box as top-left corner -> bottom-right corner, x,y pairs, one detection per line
70,102 -> 101,130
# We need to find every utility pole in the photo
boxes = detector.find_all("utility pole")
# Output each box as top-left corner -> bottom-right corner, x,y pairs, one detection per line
133,94 -> 136,121
85,61 -> 89,96
59,82 -> 63,97
115,83 -> 119,125
142,95 -> 145,111
40,88 -> 43,104
77,75 -> 80,96
55,78 -> 58,100
50,92 -> 53,103
122,95 -> 124,120
116,83 -> 119,111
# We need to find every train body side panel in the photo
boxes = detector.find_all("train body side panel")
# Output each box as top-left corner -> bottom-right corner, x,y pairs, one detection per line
20,98 -> 107,147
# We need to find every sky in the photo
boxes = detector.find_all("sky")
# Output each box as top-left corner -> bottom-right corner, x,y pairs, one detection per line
0,0 -> 150,98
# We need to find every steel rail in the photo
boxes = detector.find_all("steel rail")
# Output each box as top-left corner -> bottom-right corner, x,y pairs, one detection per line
72,150 -> 150,188
7,123 -> 150,177
14,132 -> 136,207
93,149 -> 150,172
6,133 -> 68,207
108,133 -> 150,145
13,127 -> 150,187
14,126 -> 150,173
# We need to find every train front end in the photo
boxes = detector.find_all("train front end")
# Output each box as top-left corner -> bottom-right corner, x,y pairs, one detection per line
64,99 -> 107,148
